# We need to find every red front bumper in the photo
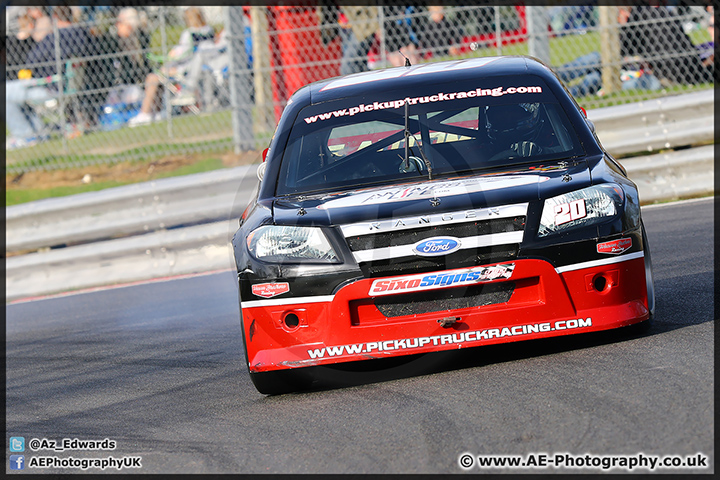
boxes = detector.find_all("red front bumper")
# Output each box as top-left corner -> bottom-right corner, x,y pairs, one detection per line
241,255 -> 649,373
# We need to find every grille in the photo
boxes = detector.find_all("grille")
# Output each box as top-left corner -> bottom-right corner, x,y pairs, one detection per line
372,281 -> 516,317
360,245 -> 519,277
346,217 -> 525,251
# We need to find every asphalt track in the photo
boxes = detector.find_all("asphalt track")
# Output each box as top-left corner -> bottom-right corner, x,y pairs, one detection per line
5,197 -> 714,474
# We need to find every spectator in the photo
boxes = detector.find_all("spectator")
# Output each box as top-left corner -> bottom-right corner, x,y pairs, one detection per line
181,27 -> 233,106
5,6 -> 91,148
383,5 -> 421,67
83,7 -> 152,128
182,10 -> 255,109
416,5 -> 464,59
25,6 -> 92,79
555,6 -> 663,98
31,14 -> 52,43
696,5 -> 713,71
5,11 -> 36,81
128,7 -> 215,126
331,4 -> 381,75
622,4 -> 713,86
26,6 -> 51,30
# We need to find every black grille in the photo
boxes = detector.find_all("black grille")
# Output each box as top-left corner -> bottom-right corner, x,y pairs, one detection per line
373,282 -> 515,317
346,217 -> 525,251
360,245 -> 519,278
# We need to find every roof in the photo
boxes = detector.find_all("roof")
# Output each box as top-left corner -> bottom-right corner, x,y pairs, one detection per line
301,56 -> 554,104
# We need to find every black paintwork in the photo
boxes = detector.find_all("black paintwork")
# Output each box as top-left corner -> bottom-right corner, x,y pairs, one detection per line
231,56 -> 646,301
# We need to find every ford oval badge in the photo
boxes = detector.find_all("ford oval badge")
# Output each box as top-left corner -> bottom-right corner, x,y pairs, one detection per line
413,237 -> 462,256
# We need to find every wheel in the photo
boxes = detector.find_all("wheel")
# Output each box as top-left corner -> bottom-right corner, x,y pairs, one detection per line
239,307 -> 315,395
641,222 -> 655,321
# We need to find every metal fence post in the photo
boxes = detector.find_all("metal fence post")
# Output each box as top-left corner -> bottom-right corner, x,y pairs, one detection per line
250,5 -> 274,136
526,6 -> 550,64
227,6 -> 254,153
52,16 -> 68,153
160,7 -> 172,139
494,6 -> 502,56
378,6 -> 386,69
599,6 -> 622,95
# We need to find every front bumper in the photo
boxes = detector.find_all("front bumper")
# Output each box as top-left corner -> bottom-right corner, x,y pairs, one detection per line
240,253 -> 649,373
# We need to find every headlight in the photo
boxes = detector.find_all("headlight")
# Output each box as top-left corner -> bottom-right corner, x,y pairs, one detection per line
538,184 -> 623,237
247,226 -> 340,262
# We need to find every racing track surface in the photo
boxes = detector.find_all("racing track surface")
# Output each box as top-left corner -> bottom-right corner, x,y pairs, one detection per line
6,197 -> 714,474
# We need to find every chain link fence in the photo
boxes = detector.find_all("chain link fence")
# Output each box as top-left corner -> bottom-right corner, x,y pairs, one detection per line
5,4 -> 714,175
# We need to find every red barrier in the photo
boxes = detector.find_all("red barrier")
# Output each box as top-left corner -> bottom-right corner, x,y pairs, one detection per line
268,6 -> 342,121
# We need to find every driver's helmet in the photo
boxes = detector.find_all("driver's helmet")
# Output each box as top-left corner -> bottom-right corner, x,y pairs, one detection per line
485,103 -> 542,147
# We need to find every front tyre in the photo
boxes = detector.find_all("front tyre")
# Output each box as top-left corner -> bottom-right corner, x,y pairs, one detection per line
641,223 -> 655,321
624,223 -> 654,336
238,301 -> 313,395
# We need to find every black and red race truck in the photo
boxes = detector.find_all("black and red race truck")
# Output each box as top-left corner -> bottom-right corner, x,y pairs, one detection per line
232,56 -> 654,394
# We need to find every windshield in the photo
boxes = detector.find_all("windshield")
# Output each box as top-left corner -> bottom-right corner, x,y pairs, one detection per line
276,77 -> 585,196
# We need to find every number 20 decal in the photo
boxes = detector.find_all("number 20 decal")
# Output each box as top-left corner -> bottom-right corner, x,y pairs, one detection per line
554,199 -> 587,225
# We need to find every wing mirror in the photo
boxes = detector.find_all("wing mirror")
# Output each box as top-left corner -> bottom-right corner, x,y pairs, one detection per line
257,147 -> 269,181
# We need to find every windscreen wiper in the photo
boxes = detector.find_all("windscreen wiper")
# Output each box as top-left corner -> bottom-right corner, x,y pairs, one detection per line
401,98 -> 433,180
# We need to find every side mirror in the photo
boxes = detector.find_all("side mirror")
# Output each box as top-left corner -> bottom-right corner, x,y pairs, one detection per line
586,119 -> 596,134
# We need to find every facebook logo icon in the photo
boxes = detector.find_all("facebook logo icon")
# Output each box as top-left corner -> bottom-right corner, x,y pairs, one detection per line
10,455 -> 25,470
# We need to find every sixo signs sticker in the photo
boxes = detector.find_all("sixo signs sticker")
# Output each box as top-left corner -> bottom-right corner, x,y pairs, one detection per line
369,263 -> 515,296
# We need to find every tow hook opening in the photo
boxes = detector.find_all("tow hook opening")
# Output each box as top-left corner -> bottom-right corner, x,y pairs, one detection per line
585,270 -> 619,294
438,316 -> 461,328
284,313 -> 300,329
593,275 -> 607,292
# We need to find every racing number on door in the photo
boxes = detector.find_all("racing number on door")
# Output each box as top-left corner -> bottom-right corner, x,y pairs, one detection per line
554,199 -> 587,225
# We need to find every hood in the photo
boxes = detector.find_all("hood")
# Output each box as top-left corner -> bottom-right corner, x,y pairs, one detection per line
272,160 -> 591,227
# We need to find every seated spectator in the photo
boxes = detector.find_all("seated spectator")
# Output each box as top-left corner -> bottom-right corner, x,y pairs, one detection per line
5,10 -> 36,81
180,12 -> 254,109
5,6 -> 91,148
83,7 -> 152,127
696,5 -> 713,70
555,6 -> 663,98
558,51 -> 663,98
181,28 -> 229,103
622,4 -> 713,86
31,14 -> 52,43
128,7 -> 215,127
26,6 -> 51,35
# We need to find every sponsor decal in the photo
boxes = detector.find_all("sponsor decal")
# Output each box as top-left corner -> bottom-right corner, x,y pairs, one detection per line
251,282 -> 290,298
307,318 -> 593,359
413,237 -> 462,256
305,85 -> 544,123
369,263 -> 515,296
318,176 -> 548,210
597,238 -> 632,254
